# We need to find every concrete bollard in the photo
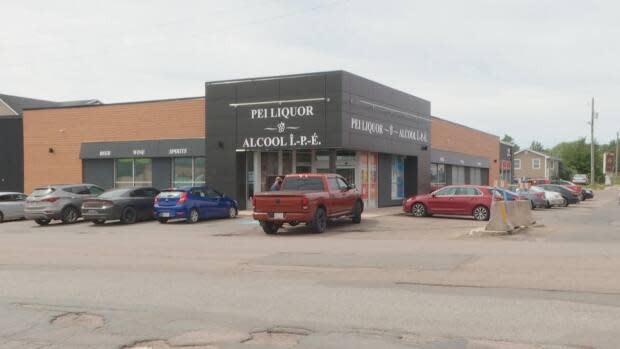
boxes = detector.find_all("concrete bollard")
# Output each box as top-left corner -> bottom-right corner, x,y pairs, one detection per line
485,200 -> 515,232
516,200 -> 536,226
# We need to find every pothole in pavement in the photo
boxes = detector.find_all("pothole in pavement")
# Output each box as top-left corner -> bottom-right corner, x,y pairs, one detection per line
50,312 -> 105,329
242,327 -> 312,347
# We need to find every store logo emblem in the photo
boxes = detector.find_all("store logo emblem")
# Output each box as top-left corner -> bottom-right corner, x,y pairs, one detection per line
133,149 -> 145,156
99,150 -> 111,157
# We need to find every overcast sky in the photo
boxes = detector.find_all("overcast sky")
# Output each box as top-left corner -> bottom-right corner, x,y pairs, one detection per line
2,0 -> 619,148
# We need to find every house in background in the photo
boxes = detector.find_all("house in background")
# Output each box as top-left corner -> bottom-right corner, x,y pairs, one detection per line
0,94 -> 100,192
513,148 -> 561,180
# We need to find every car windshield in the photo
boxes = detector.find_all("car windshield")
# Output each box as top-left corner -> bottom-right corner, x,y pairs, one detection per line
99,189 -> 130,199
281,177 -> 324,191
159,191 -> 184,198
32,188 -> 55,197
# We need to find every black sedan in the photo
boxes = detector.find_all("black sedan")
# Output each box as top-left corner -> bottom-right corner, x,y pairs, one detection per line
538,184 -> 580,205
81,187 -> 160,224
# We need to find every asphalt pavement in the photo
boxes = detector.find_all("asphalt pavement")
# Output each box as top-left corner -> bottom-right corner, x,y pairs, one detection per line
0,187 -> 619,349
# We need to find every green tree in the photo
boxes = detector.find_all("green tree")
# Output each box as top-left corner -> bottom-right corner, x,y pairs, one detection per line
530,141 -> 545,153
501,134 -> 520,151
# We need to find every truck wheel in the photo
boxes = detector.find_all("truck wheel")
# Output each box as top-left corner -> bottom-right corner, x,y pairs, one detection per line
311,208 -> 327,234
351,201 -> 362,224
261,222 -> 280,235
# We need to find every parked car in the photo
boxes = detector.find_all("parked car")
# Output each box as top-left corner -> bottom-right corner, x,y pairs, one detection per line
530,186 -> 567,208
25,184 -> 105,225
507,186 -> 547,209
550,180 -> 584,201
154,186 -> 238,224
572,174 -> 589,185
0,192 -> 28,222
537,184 -> 580,205
403,185 -> 500,221
82,187 -> 160,225
253,173 -> 363,234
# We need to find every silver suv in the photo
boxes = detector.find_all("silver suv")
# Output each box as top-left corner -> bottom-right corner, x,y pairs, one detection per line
25,184 -> 105,225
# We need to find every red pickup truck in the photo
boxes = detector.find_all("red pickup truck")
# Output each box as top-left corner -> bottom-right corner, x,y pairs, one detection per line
252,173 -> 363,234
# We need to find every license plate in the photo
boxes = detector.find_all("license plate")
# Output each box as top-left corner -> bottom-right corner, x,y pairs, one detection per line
161,212 -> 171,217
274,212 -> 284,219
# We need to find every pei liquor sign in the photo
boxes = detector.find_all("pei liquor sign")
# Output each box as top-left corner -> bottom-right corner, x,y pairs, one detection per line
350,116 -> 428,144
236,102 -> 326,149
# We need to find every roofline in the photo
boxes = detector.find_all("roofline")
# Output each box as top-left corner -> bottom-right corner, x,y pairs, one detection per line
514,148 -> 561,161
205,70 -> 345,86
431,115 -> 500,139
0,98 -> 19,116
23,96 -> 204,111
500,141 -> 515,146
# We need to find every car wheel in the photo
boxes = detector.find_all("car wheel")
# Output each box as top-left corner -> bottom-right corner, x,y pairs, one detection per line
0,211 -> 3,223
61,206 -> 80,224
473,205 -> 490,221
310,207 -> 327,234
228,206 -> 238,219
35,218 -> 51,226
187,208 -> 199,224
351,201 -> 362,224
158,218 -> 168,224
411,203 -> 427,217
261,222 -> 280,235
120,207 -> 137,224
92,219 -> 106,225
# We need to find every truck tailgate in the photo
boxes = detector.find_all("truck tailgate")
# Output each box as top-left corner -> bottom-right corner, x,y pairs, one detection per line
254,192 -> 305,212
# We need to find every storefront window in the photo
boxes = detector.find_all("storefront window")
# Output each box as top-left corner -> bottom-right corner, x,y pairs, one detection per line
115,158 -> 152,188
194,157 -> 206,185
173,157 -> 205,187
336,150 -> 356,185
295,150 -> 312,173
430,163 -> 446,190
391,155 -> 405,200
115,159 -> 133,188
470,167 -> 482,185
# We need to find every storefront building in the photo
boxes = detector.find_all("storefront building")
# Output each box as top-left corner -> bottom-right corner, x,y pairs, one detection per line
429,116 -> 500,190
22,97 -> 205,194
205,71 -> 432,209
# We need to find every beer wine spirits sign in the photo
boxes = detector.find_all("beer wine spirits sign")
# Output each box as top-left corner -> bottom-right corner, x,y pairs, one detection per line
236,102 -> 326,149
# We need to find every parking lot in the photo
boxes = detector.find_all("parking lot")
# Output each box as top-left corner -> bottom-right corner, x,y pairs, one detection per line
1,187 -> 619,349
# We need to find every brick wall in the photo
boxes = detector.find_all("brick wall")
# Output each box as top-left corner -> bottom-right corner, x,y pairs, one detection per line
23,97 -> 205,193
431,117 -> 501,185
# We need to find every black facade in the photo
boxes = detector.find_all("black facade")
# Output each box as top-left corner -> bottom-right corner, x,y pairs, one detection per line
205,71 -> 432,209
80,138 -> 205,190
0,117 -> 24,192
499,142 -> 515,183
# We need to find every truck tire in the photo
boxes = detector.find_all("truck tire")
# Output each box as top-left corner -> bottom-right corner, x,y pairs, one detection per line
351,201 -> 362,224
261,222 -> 280,235
310,207 -> 327,234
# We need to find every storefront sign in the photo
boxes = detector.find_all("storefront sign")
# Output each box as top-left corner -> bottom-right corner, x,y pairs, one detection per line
99,150 -> 111,157
169,148 -> 188,155
237,102 -> 325,149
350,116 -> 428,144
132,149 -> 146,156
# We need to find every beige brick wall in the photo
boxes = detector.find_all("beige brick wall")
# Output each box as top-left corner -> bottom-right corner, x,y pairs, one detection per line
431,117 -> 501,185
23,98 -> 205,193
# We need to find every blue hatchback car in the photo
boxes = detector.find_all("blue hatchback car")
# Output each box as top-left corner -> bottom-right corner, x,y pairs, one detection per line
153,186 -> 238,224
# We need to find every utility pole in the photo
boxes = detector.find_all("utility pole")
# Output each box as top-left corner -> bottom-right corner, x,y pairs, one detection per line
590,98 -> 596,184
614,132 -> 620,177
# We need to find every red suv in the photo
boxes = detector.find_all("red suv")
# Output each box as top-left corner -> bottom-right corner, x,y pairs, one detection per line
403,185 -> 499,221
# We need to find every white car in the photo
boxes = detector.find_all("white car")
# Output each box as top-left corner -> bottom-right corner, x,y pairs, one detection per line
0,192 -> 28,222
572,174 -> 589,185
531,186 -> 567,207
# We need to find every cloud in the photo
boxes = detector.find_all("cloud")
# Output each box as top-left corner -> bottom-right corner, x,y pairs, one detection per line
2,0 -> 618,146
